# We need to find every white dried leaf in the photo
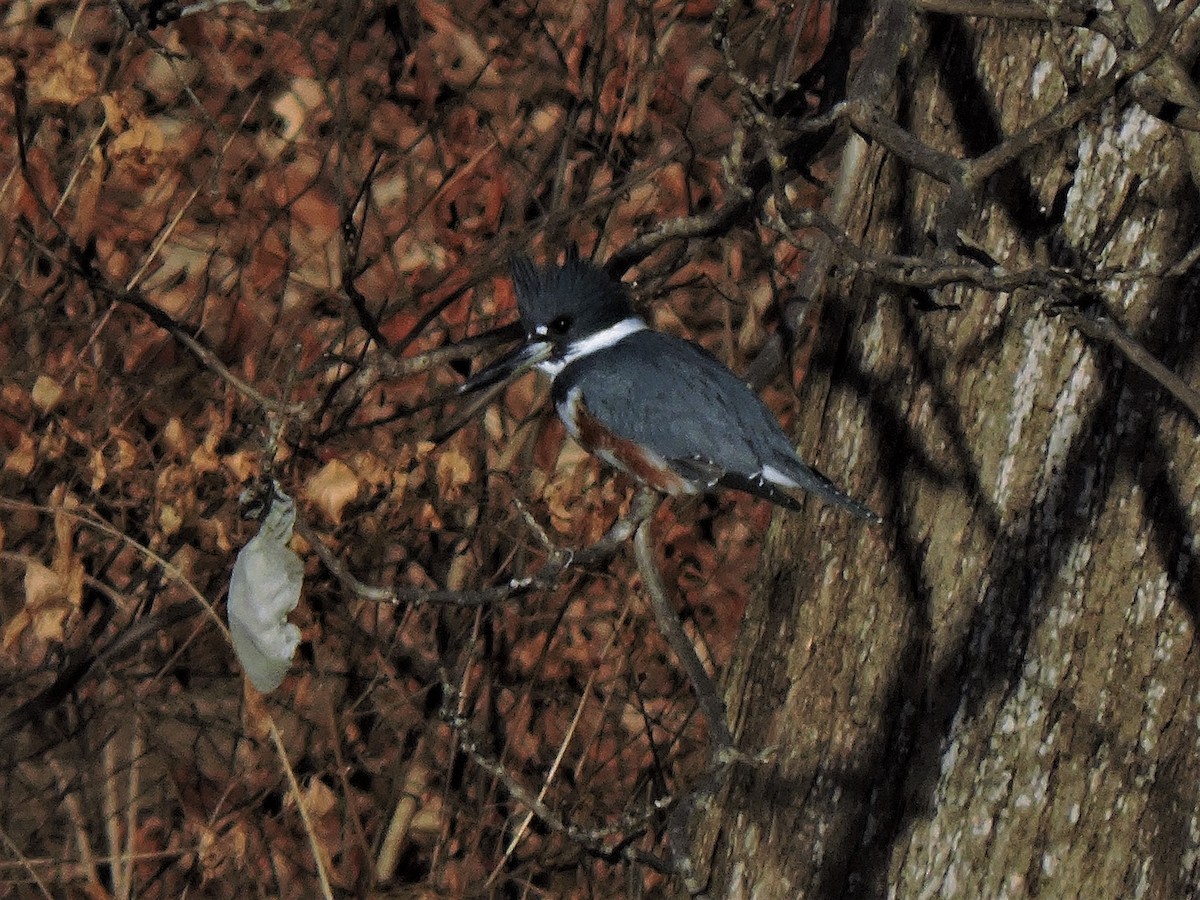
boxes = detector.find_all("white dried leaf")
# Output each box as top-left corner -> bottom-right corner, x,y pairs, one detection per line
228,484 -> 302,692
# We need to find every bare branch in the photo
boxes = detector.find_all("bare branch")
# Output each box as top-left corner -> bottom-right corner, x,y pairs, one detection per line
633,504 -> 735,763
294,488 -> 658,608
1059,305 -> 1200,426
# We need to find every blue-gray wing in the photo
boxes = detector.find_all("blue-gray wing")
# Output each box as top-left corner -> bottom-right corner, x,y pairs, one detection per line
554,331 -> 878,520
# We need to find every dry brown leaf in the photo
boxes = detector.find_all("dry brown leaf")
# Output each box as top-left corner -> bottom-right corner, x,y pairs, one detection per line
195,818 -> 249,883
0,56 -> 14,105
110,115 -> 166,157
2,553 -> 84,650
445,545 -> 476,590
405,560 -> 436,589
415,501 -> 443,530
345,450 -> 392,491
300,777 -> 337,818
159,503 -> 183,537
305,459 -> 361,524
0,383 -> 29,417
108,114 -> 166,181
4,432 -> 36,477
504,693 -> 540,761
143,38 -> 201,106
270,76 -> 324,143
240,683 -> 272,742
222,450 -> 257,482
435,447 -> 473,502
52,488 -> 74,559
113,436 -> 138,471
162,417 -> 189,455
0,614 -> 25,657
100,93 -> 127,131
416,0 -> 499,90
15,147 -> 61,219
75,144 -> 104,240
31,376 -> 63,413
33,42 -> 99,106
37,427 -> 67,462
190,443 -> 220,475
404,773 -> 444,836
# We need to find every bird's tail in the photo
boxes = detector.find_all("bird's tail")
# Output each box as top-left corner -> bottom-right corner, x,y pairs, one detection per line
758,459 -> 881,523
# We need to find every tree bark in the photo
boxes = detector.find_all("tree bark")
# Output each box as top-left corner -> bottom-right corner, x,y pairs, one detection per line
692,4 -> 1200,897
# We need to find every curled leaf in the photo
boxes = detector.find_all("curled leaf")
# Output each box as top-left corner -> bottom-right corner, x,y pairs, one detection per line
228,483 -> 303,692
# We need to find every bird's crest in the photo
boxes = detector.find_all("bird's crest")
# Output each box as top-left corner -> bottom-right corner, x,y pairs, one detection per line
510,247 -> 632,328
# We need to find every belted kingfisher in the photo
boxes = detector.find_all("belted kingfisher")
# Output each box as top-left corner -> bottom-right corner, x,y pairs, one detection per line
462,250 -> 879,522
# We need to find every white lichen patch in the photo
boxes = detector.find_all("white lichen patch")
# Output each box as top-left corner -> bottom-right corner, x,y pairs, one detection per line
1080,28 -> 1117,74
995,316 -> 1054,504
864,308 -> 887,368
1064,104 -> 1164,271
1038,350 -> 1095,507
1029,60 -> 1057,101
1131,570 -> 1168,628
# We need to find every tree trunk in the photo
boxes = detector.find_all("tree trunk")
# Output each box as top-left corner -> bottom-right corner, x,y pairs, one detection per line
691,4 -> 1200,897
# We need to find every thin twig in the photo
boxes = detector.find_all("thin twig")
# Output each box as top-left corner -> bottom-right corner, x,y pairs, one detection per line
632,505 -> 735,763
0,498 -> 231,736
268,719 -> 335,900
0,822 -> 55,900
606,198 -> 756,277
122,721 -> 142,900
103,739 -> 124,900
294,487 -> 658,608
486,599 -> 635,887
455,729 -> 673,874
966,0 -> 1200,185
1060,306 -> 1200,425
11,78 -> 304,421
914,0 -> 1092,24
48,758 -> 99,888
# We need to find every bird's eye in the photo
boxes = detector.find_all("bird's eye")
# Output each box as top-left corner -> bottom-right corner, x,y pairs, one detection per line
548,315 -> 572,335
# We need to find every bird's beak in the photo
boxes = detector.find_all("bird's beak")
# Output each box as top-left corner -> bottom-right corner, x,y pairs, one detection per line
459,338 -> 554,394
